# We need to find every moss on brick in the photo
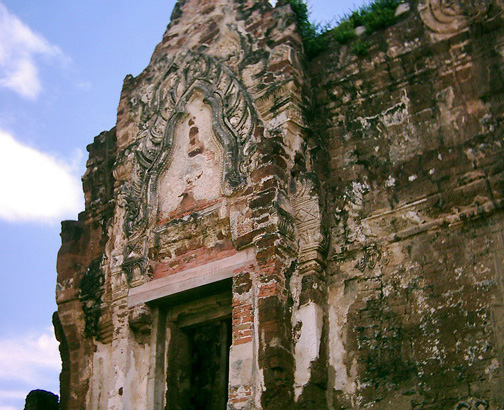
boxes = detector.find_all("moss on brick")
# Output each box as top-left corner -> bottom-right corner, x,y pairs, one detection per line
79,256 -> 104,338
285,0 -> 404,58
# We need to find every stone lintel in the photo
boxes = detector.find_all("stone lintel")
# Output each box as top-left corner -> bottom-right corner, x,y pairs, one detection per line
128,248 -> 257,306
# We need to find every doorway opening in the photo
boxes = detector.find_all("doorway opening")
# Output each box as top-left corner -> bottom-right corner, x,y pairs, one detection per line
163,283 -> 232,410
185,318 -> 231,410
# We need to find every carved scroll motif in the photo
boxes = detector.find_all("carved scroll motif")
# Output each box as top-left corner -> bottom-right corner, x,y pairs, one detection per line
454,398 -> 489,410
119,52 -> 258,278
292,175 -> 327,273
123,52 -> 257,239
355,244 -> 382,272
418,0 -> 489,34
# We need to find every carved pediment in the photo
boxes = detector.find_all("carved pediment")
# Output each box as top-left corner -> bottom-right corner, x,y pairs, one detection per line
122,52 -> 258,239
119,52 -> 259,281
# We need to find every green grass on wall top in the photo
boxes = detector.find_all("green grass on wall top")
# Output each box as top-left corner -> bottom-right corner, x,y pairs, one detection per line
285,0 -> 404,58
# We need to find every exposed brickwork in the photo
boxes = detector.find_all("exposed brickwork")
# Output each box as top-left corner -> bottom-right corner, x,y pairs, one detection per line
54,1 -> 504,409
55,128 -> 116,410
309,1 -> 504,408
232,302 -> 253,345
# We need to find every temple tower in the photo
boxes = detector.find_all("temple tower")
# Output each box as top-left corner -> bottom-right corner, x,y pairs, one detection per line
55,0 -> 504,409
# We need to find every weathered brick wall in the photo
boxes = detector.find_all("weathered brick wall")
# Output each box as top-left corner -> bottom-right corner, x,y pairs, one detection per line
54,0 -> 504,409
56,1 -> 311,409
310,0 -> 504,408
55,128 -> 116,410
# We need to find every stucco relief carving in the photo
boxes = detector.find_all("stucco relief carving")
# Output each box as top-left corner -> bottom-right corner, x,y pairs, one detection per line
418,0 -> 490,34
128,304 -> 152,335
292,175 -> 327,272
455,398 -> 489,410
119,52 -> 258,278
122,51 -> 257,239
355,244 -> 382,272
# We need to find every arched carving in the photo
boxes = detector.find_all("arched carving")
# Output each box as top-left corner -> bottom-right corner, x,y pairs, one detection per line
418,0 -> 490,34
122,52 -> 257,239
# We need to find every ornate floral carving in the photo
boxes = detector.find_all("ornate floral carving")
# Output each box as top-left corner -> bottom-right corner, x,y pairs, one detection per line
418,0 -> 490,34
355,244 -> 382,272
122,52 -> 257,239
119,177 -> 145,239
120,52 -> 258,279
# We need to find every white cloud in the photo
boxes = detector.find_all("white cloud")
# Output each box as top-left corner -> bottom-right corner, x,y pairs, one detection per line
0,331 -> 61,386
0,129 -> 83,223
0,330 -> 60,409
0,2 -> 65,99
76,80 -> 92,91
0,391 -> 27,400
0,330 -> 60,386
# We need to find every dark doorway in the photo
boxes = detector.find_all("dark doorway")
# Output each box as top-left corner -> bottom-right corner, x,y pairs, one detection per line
163,284 -> 233,410
186,319 -> 231,410
165,317 -> 231,410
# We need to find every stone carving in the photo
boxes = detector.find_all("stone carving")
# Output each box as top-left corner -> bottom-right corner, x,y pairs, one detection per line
418,0 -> 490,34
120,52 -> 258,276
278,207 -> 296,241
97,312 -> 113,344
292,175 -> 327,270
120,178 -> 145,239
54,0 -> 504,408
455,398 -> 489,410
128,304 -> 152,334
122,52 -> 257,238
355,244 -> 382,272
122,251 -> 147,284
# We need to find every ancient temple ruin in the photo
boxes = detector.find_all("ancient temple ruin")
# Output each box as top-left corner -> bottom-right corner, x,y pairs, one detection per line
54,0 -> 504,408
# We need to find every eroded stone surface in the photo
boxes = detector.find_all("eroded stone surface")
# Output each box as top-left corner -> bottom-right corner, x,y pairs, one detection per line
157,93 -> 223,221
55,0 -> 504,409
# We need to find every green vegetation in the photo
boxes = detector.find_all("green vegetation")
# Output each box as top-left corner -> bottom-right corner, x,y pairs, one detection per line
352,40 -> 370,56
79,256 -> 104,338
285,0 -> 404,58
286,0 -> 330,58
347,0 -> 403,33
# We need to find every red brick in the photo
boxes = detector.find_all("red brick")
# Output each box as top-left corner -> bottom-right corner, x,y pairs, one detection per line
234,336 -> 253,345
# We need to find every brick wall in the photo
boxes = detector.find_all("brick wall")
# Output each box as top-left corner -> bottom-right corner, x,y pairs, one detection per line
310,0 -> 504,407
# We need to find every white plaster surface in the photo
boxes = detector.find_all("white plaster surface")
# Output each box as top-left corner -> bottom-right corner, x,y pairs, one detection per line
124,342 -> 150,410
294,302 -> 323,400
328,284 -> 357,395
89,344 -> 112,410
229,342 -> 254,387
157,93 -> 222,220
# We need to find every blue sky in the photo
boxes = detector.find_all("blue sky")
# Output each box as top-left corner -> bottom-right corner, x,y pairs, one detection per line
0,1 -> 367,409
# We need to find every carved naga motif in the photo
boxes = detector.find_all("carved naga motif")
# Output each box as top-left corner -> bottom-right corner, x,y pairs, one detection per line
418,0 -> 490,34
122,52 -> 257,239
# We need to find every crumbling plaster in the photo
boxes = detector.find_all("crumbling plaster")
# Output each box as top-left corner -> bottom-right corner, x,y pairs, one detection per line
55,0 -> 504,409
